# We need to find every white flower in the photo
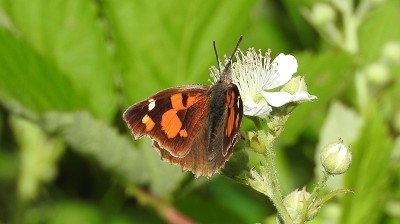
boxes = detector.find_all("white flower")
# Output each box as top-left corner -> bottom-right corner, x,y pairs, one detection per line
211,48 -> 317,117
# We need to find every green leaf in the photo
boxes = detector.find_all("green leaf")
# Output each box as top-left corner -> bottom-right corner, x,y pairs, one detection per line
0,29 -> 85,112
41,111 -> 184,198
176,177 -> 271,224
104,0 -> 257,107
42,111 -> 150,185
341,102 -> 392,224
1,0 -> 117,120
24,200 -> 103,224
359,0 -> 400,62
281,0 -> 318,48
23,200 -> 145,224
141,141 -> 186,199
0,149 -> 19,182
10,115 -> 65,201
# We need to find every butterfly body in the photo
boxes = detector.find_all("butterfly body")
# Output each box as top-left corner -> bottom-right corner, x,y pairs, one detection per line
123,39 -> 243,178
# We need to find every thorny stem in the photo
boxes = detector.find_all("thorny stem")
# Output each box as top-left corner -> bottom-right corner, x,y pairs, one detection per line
252,117 -> 292,223
309,173 -> 330,206
297,172 -> 330,223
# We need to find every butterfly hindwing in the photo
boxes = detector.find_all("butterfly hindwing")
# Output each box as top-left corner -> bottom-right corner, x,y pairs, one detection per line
155,82 -> 243,178
153,86 -> 228,177
223,84 -> 243,156
154,121 -> 212,177
123,85 -> 210,157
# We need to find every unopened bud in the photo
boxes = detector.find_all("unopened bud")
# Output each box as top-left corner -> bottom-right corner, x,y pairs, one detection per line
382,41 -> 400,65
309,3 -> 336,26
283,188 -> 311,220
320,141 -> 352,175
364,62 -> 391,87
248,131 -> 265,154
282,76 -> 308,94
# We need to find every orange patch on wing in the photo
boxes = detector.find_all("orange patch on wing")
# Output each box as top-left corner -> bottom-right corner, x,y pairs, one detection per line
179,129 -> 188,137
171,93 -> 199,110
142,114 -> 155,131
226,108 -> 234,136
186,95 -> 199,107
229,92 -> 235,107
226,92 -> 236,136
161,110 -> 182,138
171,94 -> 185,110
161,93 -> 202,138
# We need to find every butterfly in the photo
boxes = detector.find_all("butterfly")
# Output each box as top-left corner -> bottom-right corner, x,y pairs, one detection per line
123,37 -> 244,178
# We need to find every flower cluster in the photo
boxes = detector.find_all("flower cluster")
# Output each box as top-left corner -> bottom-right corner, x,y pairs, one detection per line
211,48 -> 317,118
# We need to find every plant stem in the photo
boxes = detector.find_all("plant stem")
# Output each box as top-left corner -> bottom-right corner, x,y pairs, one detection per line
257,130 -> 292,224
340,0 -> 358,54
310,172 -> 330,202
298,172 -> 330,223
127,186 -> 195,224
252,116 -> 292,223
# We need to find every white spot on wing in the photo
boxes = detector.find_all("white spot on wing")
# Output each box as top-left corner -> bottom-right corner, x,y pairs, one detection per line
148,98 -> 156,111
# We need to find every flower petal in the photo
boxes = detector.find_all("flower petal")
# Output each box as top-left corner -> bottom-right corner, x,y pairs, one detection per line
264,54 -> 298,90
243,98 -> 272,117
291,91 -> 318,102
262,91 -> 318,107
262,91 -> 293,107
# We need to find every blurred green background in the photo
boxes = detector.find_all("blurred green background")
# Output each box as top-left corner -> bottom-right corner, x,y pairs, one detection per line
0,0 -> 400,223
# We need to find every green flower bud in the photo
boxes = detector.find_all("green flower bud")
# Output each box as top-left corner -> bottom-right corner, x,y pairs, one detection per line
382,41 -> 400,65
281,76 -> 308,94
320,141 -> 352,175
309,3 -> 336,27
248,131 -> 265,154
364,62 -> 391,87
283,188 -> 311,220
247,168 -> 272,197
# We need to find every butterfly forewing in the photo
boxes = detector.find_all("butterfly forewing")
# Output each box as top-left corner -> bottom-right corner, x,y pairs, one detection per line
123,85 -> 209,157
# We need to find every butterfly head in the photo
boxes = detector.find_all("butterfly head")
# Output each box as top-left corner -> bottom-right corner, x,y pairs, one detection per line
213,36 -> 243,84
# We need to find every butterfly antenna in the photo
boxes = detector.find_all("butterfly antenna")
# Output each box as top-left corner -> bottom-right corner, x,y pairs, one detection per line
219,36 -> 243,82
213,41 -> 221,74
229,36 -> 243,63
